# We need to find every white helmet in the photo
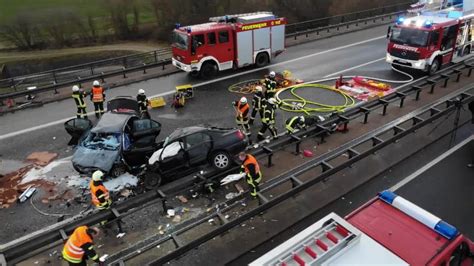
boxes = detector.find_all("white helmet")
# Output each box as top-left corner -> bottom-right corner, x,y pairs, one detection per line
138,89 -> 145,95
300,116 -> 305,123
255,86 -> 263,92
268,97 -> 277,105
269,71 -> 276,78
72,85 -> 79,92
93,80 -> 100,86
92,170 -> 104,181
240,97 -> 247,104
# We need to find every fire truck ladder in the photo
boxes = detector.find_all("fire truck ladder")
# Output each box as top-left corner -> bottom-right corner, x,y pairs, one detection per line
267,214 -> 361,266
209,11 -> 274,22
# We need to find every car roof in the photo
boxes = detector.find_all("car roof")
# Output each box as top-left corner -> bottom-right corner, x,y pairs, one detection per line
168,126 -> 206,140
91,112 -> 133,133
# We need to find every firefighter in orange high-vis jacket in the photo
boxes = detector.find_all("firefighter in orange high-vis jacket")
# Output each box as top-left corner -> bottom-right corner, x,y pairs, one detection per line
90,170 -> 112,211
90,80 -> 105,118
239,152 -> 262,198
62,225 -> 103,266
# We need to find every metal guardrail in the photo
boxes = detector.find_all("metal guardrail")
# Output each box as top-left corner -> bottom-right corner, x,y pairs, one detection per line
0,2 -> 411,101
1,52 -> 472,265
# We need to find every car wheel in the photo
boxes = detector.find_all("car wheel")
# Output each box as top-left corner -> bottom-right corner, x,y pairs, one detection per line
110,164 -> 126,178
143,171 -> 162,190
462,46 -> 471,57
211,151 -> 231,171
255,52 -> 269,68
189,70 -> 200,78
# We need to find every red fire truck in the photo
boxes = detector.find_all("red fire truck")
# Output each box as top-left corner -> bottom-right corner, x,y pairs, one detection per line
171,12 -> 287,78
251,190 -> 474,265
386,6 -> 474,74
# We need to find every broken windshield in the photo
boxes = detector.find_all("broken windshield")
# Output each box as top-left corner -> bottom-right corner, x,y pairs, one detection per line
81,132 -> 121,151
172,31 -> 188,50
390,27 -> 429,47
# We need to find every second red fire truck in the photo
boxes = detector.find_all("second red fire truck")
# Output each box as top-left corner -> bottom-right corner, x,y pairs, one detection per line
386,3 -> 474,74
171,12 -> 287,78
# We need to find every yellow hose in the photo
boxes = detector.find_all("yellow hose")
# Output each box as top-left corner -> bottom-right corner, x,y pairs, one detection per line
276,84 -> 355,115
228,79 -> 262,94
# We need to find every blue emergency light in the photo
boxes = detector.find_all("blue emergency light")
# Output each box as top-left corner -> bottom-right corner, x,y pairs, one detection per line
175,23 -> 181,29
187,27 -> 192,33
424,20 -> 433,28
396,17 -> 405,25
378,190 -> 459,240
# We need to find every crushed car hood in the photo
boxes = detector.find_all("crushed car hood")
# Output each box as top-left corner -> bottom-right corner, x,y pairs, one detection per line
72,146 -> 120,173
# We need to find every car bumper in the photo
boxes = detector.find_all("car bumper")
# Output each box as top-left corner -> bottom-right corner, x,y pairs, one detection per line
386,53 -> 427,70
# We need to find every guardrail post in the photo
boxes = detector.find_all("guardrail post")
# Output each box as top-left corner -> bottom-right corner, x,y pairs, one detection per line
101,72 -> 105,83
441,74 -> 450,87
122,67 -> 127,78
412,85 -> 423,101
396,92 -> 407,108
262,146 -> 273,167
53,82 -> 58,94
290,135 -> 301,155
360,107 -> 370,124
465,62 -> 474,76
52,71 -> 58,84
10,78 -> 16,91
90,65 -> 94,75
453,69 -> 462,82
154,51 -> 158,63
143,63 -> 147,74
427,79 -> 437,94
379,99 -> 389,115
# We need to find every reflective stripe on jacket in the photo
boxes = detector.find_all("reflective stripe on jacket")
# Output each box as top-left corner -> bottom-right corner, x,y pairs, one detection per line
72,92 -> 86,108
91,86 -> 104,102
62,226 -> 93,264
90,180 -> 110,208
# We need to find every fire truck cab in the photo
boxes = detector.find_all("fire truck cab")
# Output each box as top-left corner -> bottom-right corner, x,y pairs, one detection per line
171,12 -> 286,78
386,7 -> 474,74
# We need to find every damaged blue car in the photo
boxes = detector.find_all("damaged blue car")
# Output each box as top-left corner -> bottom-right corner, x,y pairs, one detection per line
65,97 -> 161,176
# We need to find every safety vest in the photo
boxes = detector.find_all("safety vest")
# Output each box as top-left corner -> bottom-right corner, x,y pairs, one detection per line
237,101 -> 249,118
242,154 -> 260,175
72,92 -> 86,108
91,86 -> 104,102
62,226 -> 93,264
265,78 -> 276,91
262,105 -> 275,124
90,180 -> 110,208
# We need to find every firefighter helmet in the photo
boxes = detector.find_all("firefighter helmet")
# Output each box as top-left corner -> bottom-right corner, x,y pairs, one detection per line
72,85 -> 80,92
93,80 -> 100,86
92,170 -> 104,181
240,97 -> 247,104
138,89 -> 145,95
269,71 -> 276,78
255,86 -> 263,92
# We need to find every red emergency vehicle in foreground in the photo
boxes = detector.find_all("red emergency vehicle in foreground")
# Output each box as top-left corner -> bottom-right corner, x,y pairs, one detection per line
171,12 -> 286,78
386,5 -> 474,74
251,190 -> 474,265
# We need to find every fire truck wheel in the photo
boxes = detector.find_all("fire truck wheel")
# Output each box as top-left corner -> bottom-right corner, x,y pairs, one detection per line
200,62 -> 218,79
189,71 -> 200,78
462,46 -> 471,57
428,58 -> 440,76
255,52 -> 269,68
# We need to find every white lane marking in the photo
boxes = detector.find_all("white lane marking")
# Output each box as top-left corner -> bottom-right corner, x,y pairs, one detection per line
390,135 -> 474,192
0,35 -> 386,140
323,57 -> 385,77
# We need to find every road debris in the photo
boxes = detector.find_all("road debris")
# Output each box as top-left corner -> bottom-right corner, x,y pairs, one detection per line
166,209 -> 176,217
116,233 -> 126,238
235,184 -> 245,194
18,186 -> 36,203
26,152 -> 58,166
225,192 -> 240,200
172,215 -> 181,223
177,195 -> 188,203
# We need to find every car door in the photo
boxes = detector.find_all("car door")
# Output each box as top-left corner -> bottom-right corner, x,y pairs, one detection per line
64,118 -> 93,145
184,132 -> 212,166
440,25 -> 458,65
158,139 -> 188,175
123,118 -> 161,166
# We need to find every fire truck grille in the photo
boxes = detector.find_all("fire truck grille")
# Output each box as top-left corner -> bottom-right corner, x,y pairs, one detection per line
390,49 -> 420,61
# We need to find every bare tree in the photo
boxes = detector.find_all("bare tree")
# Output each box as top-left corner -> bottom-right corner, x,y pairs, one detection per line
0,12 -> 39,49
